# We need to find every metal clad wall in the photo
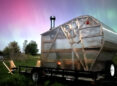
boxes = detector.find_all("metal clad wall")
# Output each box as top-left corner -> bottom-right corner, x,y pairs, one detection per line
41,15 -> 117,71
102,27 -> 117,50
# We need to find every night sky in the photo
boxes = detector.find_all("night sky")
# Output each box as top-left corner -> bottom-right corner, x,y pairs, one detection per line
0,0 -> 117,53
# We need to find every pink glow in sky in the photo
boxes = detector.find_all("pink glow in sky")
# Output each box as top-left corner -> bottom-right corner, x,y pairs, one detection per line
0,0 -> 117,53
0,0 -> 48,52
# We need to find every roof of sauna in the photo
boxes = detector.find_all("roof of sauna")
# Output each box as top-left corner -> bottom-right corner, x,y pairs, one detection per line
41,15 -> 116,35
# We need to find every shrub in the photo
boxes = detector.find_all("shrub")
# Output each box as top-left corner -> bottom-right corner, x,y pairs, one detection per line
0,74 -> 33,86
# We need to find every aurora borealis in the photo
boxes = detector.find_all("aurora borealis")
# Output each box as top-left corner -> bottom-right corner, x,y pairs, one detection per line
0,0 -> 117,53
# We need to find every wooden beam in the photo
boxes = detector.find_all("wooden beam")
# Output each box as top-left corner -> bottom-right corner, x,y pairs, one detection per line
43,40 -> 54,43
45,29 -> 60,58
3,61 -> 13,74
42,48 -> 82,53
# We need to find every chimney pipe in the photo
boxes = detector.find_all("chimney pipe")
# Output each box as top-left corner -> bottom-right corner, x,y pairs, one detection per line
50,16 -> 56,30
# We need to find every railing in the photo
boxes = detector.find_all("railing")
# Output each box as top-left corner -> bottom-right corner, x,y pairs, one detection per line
19,66 -> 102,80
19,66 -> 37,74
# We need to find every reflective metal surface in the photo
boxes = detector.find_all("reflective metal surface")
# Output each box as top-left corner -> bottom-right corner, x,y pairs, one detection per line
41,15 -> 117,71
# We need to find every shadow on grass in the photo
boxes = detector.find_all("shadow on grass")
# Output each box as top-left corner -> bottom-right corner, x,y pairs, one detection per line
0,74 -> 34,86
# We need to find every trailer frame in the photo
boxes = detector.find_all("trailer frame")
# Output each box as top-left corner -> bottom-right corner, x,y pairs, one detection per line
19,66 -> 104,81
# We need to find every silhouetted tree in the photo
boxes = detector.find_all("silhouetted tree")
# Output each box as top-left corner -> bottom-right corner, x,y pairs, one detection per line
0,50 -> 3,55
3,41 -> 21,59
3,47 -> 10,58
25,41 -> 38,55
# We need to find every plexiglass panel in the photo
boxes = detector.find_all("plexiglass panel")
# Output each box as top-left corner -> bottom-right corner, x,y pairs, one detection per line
79,26 -> 100,38
82,36 -> 102,48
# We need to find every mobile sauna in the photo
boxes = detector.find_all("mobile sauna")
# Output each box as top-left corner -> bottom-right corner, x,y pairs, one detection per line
19,15 -> 117,81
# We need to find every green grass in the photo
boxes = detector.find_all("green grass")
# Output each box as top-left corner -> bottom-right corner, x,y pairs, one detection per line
0,74 -> 33,86
0,55 -> 65,86
0,61 -> 11,82
15,55 -> 39,66
0,55 -> 39,86
0,55 -> 117,86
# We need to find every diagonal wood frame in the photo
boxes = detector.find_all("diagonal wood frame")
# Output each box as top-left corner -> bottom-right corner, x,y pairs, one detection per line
45,29 -> 60,58
60,17 -> 94,71
44,16 -> 101,71
77,17 -> 89,70
61,26 -> 86,70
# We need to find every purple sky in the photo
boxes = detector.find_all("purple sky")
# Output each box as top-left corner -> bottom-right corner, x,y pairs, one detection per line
0,0 -> 117,53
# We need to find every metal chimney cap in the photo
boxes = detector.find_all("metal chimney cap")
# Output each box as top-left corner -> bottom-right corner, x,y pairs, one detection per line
50,16 -> 56,20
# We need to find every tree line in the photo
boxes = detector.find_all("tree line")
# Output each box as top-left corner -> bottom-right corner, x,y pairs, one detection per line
0,40 -> 38,59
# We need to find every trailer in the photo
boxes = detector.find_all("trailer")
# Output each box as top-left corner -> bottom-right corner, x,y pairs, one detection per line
19,15 -> 117,82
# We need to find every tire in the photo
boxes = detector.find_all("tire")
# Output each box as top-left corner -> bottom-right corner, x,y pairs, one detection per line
32,71 -> 39,82
31,68 -> 45,82
105,62 -> 116,79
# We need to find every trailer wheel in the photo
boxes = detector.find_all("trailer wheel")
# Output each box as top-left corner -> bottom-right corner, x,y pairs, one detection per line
105,62 -> 116,79
32,72 -> 39,82
110,64 -> 116,77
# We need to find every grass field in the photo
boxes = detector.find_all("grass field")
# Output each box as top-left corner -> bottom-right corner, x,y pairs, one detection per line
0,55 -> 39,86
0,55 -> 65,86
0,55 -> 117,86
